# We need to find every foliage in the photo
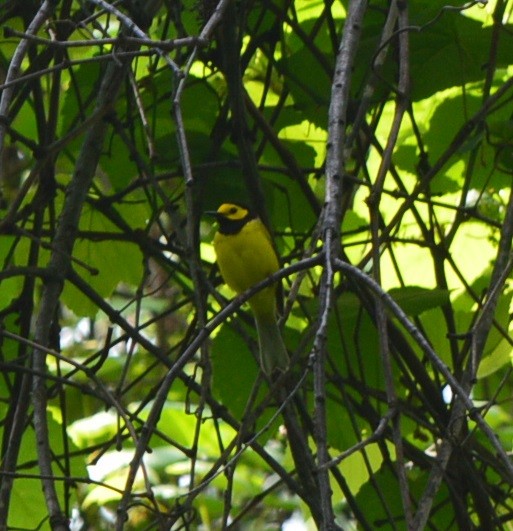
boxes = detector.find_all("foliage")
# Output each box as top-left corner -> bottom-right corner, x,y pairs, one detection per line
1,0 -> 513,529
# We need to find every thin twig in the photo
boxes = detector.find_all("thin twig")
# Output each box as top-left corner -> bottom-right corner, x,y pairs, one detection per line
366,1 -> 413,527
3,27 -> 206,50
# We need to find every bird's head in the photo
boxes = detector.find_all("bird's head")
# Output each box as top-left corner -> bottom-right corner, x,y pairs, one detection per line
216,203 -> 250,220
207,203 -> 255,234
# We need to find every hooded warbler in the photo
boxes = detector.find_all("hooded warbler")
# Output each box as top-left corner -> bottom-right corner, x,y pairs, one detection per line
209,203 -> 289,376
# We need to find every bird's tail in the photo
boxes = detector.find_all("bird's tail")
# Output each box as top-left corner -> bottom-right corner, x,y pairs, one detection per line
254,314 -> 289,376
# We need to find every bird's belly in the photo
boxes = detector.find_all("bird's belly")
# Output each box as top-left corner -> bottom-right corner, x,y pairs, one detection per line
216,237 -> 273,293
216,219 -> 278,283
213,219 -> 280,317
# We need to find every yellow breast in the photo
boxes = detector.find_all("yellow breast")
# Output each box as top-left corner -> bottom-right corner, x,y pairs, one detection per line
213,218 -> 279,318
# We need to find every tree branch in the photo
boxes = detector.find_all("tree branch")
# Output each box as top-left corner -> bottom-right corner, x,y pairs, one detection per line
316,1 -> 368,528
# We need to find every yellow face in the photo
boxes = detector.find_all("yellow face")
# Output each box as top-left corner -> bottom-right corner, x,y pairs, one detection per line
216,203 -> 249,221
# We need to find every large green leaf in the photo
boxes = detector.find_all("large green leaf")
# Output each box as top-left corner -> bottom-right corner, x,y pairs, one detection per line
388,286 -> 450,317
355,463 -> 452,529
210,321 -> 292,447
211,322 -> 261,418
281,47 -> 331,129
8,415 -> 85,529
407,4 -> 513,101
0,236 -> 23,311
59,61 -> 102,139
61,197 -> 146,317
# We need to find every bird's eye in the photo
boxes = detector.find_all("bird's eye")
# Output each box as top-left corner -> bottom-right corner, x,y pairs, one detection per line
229,207 -> 237,214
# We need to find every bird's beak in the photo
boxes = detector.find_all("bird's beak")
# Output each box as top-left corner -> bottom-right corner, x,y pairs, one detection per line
205,210 -> 219,219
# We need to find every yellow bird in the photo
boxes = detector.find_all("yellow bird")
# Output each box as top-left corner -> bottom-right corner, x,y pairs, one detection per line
209,203 -> 289,376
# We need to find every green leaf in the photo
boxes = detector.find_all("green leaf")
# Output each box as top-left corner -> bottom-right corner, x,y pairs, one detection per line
0,236 -> 23,312
479,289 -> 513,369
488,119 -> 513,173
339,442 -> 384,496
419,307 -> 453,368
477,337 -> 512,379
211,323 -> 260,418
59,61 -> 102,138
329,296 -> 384,394
281,47 -> 331,129
388,286 -> 450,316
325,391 -> 356,451
355,463 -> 452,529
61,199 -> 145,317
266,174 -> 318,233
407,3 -> 513,101
211,322 -> 285,446
8,415 -> 85,529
